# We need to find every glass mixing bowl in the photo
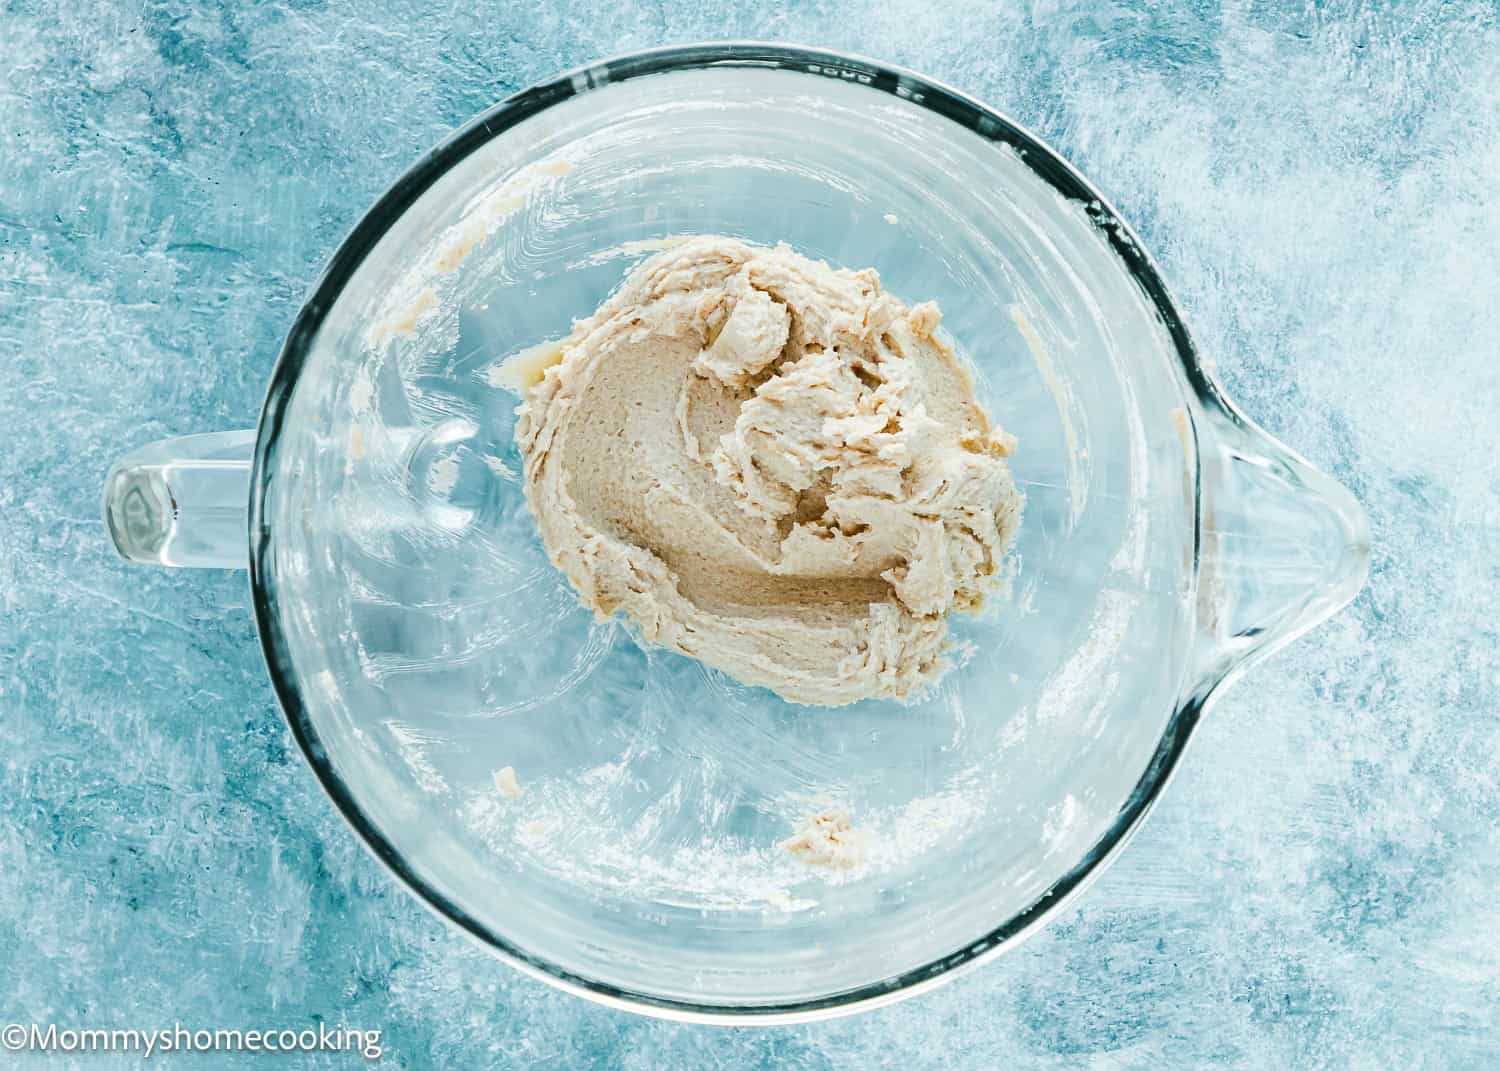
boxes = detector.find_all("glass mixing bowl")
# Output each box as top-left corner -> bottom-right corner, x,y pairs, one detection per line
103,44 -> 1369,1022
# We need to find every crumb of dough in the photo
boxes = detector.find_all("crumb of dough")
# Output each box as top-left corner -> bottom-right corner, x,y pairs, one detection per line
492,766 -> 524,799
519,818 -> 554,839
780,810 -> 866,870
513,236 -> 1023,706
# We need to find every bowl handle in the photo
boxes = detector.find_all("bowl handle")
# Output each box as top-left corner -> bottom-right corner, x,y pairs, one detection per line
102,431 -> 256,569
1186,395 -> 1370,705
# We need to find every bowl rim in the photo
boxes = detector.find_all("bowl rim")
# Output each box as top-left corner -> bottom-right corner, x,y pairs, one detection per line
248,40 -> 1210,1025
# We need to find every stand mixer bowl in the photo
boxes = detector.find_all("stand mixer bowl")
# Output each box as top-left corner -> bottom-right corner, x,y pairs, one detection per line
102,44 -> 1369,1022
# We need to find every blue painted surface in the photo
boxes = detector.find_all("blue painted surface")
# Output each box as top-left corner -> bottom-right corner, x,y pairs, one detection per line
2,2 -> 1497,1067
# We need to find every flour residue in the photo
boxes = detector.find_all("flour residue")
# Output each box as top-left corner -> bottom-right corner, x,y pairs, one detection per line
1034,588 -> 1132,724
1041,793 -> 1086,856
384,721 -> 449,796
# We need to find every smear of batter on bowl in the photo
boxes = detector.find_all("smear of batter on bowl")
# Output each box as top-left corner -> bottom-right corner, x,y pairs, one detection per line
1010,302 -> 1086,524
780,810 -> 866,870
508,236 -> 1023,706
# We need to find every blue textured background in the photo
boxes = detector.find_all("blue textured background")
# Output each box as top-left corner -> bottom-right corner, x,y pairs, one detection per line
3,2 -> 1498,1067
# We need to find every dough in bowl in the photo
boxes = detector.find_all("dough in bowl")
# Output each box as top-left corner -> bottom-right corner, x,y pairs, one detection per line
512,237 -> 1023,706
